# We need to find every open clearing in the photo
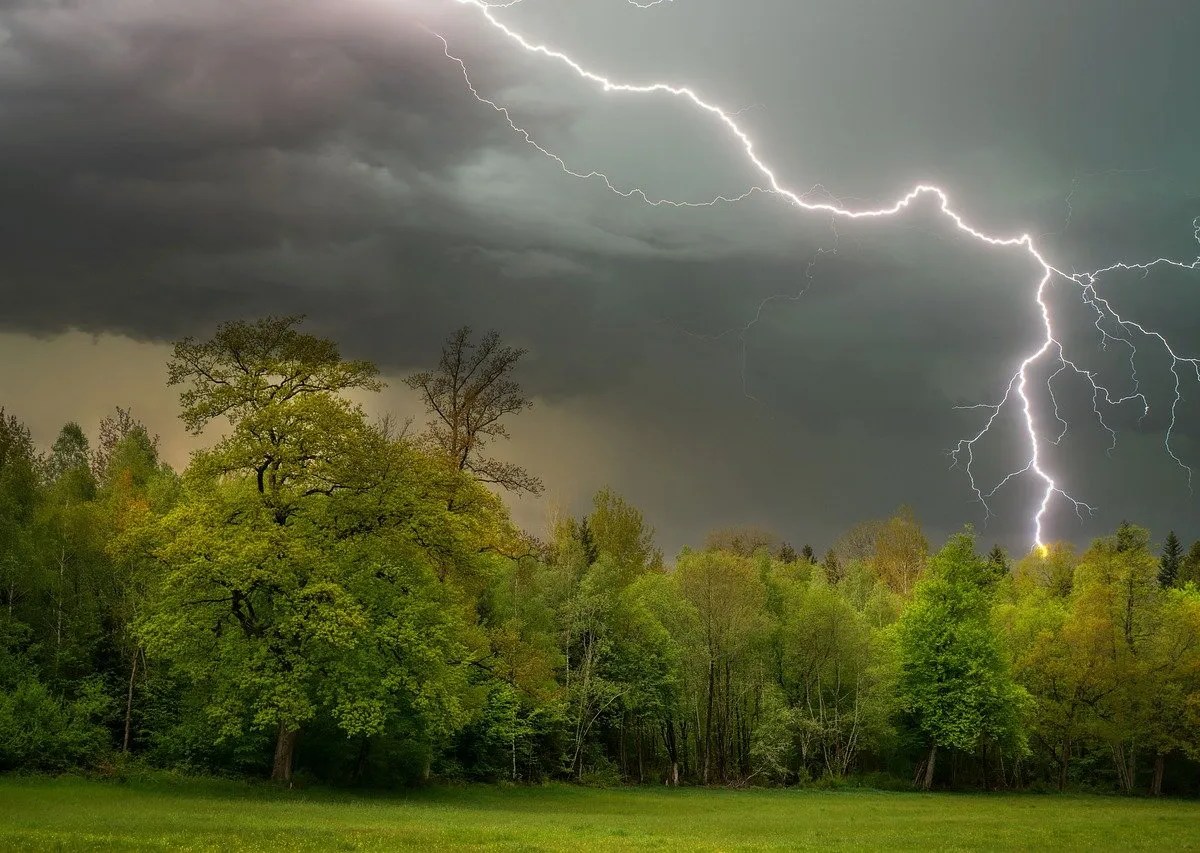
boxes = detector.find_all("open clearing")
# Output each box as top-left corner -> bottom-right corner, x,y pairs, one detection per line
2,776 -> 1199,851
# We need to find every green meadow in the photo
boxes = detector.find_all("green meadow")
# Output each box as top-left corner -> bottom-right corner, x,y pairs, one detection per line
2,776 -> 1198,851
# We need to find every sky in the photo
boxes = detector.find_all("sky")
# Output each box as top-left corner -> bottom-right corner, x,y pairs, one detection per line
1,0 -> 1198,556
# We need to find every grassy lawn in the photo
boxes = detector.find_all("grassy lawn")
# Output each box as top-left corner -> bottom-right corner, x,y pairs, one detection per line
2,776 -> 1199,851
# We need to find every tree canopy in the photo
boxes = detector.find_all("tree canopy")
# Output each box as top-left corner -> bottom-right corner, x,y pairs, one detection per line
3,317 -> 1200,796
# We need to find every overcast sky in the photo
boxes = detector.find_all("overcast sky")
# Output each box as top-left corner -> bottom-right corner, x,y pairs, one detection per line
2,0 -> 1198,555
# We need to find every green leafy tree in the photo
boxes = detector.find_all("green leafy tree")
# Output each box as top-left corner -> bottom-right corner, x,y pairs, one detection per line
894,532 -> 1028,789
675,549 -> 769,782
1014,542 -> 1077,598
96,426 -> 178,753
609,573 -> 683,782
91,407 -> 160,484
45,423 -> 94,498
168,315 -> 383,521
631,571 -> 700,785
774,572 -> 896,779
36,423 -> 106,680
1142,588 -> 1200,795
0,411 -> 39,621
1004,583 -> 1111,790
588,488 -> 660,584
1072,527 -> 1161,791
561,555 -> 624,780
872,506 -> 928,596
145,317 -> 469,783
1182,540 -> 1200,587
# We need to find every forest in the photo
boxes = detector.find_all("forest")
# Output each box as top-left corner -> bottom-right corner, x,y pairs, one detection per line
3,316 -> 1200,797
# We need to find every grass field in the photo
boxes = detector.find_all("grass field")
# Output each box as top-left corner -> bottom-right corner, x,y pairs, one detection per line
2,776 -> 1199,851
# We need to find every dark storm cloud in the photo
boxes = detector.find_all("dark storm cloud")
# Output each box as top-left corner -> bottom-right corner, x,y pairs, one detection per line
2,0 -> 1199,553
0,0 -> 606,338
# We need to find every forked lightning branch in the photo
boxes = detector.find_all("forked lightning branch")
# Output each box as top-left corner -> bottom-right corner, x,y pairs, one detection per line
440,0 -> 1200,551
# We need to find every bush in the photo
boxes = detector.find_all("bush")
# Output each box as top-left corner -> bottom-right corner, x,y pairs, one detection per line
856,770 -> 916,792
0,676 -> 112,771
578,755 -> 623,788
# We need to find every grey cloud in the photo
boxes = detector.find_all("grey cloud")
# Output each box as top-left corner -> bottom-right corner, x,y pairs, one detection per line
2,0 -> 1199,553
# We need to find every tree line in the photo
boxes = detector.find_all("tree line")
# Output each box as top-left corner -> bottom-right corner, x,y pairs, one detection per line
3,316 -> 1200,795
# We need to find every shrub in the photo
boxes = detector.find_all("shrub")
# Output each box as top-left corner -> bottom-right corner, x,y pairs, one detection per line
0,676 -> 112,771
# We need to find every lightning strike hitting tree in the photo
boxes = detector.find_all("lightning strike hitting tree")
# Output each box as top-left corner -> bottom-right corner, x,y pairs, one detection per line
438,0 -> 1200,551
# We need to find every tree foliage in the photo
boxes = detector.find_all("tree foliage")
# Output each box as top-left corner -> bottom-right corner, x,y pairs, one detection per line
895,533 -> 1027,788
4,317 -> 1200,796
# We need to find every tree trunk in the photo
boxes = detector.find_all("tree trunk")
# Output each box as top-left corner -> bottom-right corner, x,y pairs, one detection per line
663,719 -> 680,786
271,723 -> 299,785
722,661 -> 732,782
56,550 -> 65,657
619,715 -> 628,779
636,724 -> 644,784
1112,743 -> 1135,793
704,659 -> 715,783
922,743 -> 937,790
122,650 -> 139,753
680,718 -> 690,782
353,736 -> 371,784
1151,752 -> 1166,797
1058,740 -> 1070,791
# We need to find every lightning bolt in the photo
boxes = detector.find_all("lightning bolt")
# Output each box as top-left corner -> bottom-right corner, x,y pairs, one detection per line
441,0 -> 1200,551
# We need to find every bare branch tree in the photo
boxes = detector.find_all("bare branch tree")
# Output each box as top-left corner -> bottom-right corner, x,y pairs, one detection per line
406,327 -> 543,495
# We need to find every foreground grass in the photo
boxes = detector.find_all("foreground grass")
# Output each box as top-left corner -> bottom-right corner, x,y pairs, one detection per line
2,776 -> 1199,851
